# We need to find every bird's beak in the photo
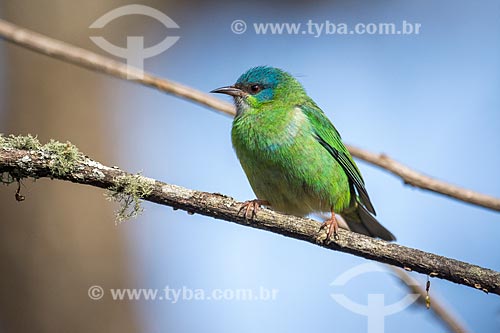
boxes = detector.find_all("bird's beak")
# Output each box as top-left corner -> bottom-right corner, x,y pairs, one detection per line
210,86 -> 245,97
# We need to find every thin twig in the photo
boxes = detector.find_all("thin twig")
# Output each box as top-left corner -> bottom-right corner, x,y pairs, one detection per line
0,18 -> 499,212
347,145 -> 500,211
0,19 -> 234,116
0,20 -> 497,213
0,146 -> 499,297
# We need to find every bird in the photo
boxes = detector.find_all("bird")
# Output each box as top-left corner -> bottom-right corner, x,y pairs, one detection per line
211,66 -> 395,241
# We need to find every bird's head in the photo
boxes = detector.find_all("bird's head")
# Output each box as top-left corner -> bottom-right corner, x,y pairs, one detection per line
211,66 -> 307,115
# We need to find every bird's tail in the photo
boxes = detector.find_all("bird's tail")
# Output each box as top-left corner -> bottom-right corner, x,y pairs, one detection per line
341,204 -> 396,241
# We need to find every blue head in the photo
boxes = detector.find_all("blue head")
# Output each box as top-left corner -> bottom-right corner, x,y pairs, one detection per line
211,66 -> 307,115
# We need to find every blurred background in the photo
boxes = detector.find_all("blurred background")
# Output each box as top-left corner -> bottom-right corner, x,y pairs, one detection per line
1,0 -> 499,332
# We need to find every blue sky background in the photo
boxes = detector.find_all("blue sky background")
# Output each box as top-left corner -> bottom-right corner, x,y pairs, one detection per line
104,1 -> 500,332
109,0 -> 500,332
3,0 -> 500,332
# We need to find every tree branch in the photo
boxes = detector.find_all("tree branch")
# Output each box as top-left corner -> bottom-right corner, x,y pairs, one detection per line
1,18 -> 498,212
1,142 -> 499,297
347,145 -> 500,211
0,19 -> 234,116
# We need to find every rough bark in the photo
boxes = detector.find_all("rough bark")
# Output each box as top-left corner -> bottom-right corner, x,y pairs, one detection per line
2,146 -> 498,297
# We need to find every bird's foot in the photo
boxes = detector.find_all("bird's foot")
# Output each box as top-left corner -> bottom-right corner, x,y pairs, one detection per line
320,213 -> 339,242
238,199 -> 270,220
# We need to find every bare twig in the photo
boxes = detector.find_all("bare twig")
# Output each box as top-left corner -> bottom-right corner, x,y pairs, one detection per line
0,19 -> 234,116
347,146 -> 500,211
0,18 -> 498,212
1,145 -> 499,297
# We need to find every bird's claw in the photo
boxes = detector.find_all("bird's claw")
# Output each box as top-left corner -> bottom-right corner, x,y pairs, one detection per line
320,215 -> 339,242
238,199 -> 269,220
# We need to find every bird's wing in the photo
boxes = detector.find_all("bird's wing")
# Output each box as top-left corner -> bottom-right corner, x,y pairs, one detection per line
300,103 -> 376,214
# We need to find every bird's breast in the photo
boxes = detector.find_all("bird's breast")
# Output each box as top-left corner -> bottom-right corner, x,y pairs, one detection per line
232,107 -> 307,153
231,107 -> 350,215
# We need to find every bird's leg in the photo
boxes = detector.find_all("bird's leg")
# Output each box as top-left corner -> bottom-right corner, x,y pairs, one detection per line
320,209 -> 339,241
238,199 -> 270,219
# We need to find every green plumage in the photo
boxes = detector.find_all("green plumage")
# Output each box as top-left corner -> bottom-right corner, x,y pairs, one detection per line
212,66 -> 395,241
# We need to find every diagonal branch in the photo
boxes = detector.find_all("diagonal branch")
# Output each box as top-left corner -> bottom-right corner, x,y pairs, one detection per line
347,146 -> 500,211
1,143 -> 499,297
0,19 -> 234,116
0,18 -> 498,212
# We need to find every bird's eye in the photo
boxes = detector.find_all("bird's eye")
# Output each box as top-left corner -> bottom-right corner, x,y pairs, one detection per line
249,84 -> 262,94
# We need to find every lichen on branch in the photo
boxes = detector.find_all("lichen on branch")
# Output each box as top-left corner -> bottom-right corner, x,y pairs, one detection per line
106,174 -> 154,222
0,134 -> 152,222
0,134 -> 82,179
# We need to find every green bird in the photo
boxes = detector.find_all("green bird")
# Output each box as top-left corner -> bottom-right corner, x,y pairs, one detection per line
211,66 -> 395,241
